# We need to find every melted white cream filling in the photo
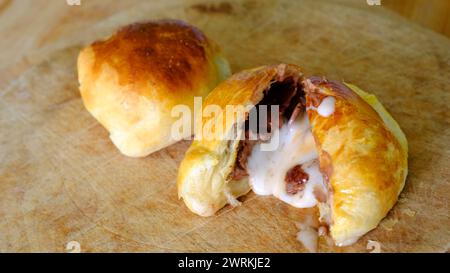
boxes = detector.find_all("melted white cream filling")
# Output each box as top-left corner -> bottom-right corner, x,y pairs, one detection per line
306,95 -> 336,118
317,96 -> 335,117
297,227 -> 318,253
247,114 -> 326,208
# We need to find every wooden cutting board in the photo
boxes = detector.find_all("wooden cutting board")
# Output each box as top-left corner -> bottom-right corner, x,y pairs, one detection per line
0,0 -> 449,252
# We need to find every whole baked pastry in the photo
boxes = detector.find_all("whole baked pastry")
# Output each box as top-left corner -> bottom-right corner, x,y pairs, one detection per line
177,64 -> 408,246
77,20 -> 230,157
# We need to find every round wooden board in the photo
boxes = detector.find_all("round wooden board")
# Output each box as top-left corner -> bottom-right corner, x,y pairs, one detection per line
0,0 -> 449,252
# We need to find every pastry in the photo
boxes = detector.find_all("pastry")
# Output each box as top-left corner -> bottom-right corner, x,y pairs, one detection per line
177,64 -> 408,246
77,20 -> 230,157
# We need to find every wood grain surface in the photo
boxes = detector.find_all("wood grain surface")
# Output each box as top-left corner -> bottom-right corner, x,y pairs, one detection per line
0,0 -> 449,252
384,0 -> 450,38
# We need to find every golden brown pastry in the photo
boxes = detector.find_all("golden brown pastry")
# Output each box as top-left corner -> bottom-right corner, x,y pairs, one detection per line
177,64 -> 408,246
304,77 -> 408,246
77,20 -> 230,157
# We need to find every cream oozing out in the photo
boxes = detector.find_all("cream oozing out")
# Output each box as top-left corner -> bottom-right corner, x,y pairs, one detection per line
317,97 -> 335,117
247,113 -> 327,208
243,90 -> 337,251
307,96 -> 336,118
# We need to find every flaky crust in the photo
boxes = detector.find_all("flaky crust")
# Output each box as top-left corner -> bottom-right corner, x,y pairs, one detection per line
177,64 -> 408,247
177,64 -> 303,216
78,20 -> 230,157
304,77 -> 408,246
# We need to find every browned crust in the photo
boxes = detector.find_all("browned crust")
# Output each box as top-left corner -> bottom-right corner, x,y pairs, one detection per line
177,64 -> 304,216
303,76 -> 408,245
89,20 -> 211,95
196,64 -> 304,149
77,20 -> 229,157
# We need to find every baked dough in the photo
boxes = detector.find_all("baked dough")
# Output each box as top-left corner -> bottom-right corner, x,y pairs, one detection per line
177,64 -> 303,216
304,77 -> 408,246
77,20 -> 230,157
177,64 -> 408,246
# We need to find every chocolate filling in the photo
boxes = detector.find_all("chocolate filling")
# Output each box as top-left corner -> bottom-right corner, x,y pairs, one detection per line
285,164 -> 309,195
230,77 -> 305,181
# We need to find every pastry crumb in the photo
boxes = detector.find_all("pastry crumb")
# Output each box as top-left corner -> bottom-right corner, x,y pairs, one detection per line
401,208 -> 416,217
367,240 -> 381,253
380,218 -> 398,231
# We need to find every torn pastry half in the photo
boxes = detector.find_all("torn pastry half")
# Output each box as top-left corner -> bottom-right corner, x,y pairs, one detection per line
177,64 -> 408,247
